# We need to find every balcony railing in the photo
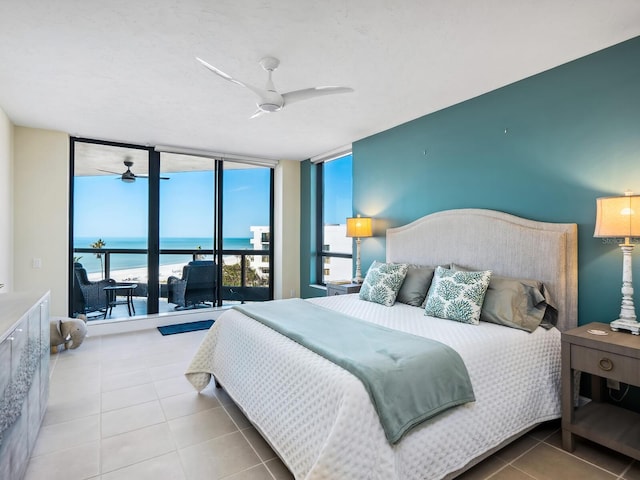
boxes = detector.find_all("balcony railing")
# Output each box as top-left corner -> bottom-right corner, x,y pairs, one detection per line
73,247 -> 270,305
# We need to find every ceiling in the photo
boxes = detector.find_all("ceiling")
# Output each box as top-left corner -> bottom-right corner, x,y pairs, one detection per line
1,1 -> 640,162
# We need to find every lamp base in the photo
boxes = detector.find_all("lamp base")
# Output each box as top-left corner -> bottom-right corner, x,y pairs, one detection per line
352,276 -> 364,284
610,318 -> 640,335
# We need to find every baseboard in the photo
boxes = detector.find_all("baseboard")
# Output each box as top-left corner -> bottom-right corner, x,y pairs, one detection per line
86,306 -> 231,336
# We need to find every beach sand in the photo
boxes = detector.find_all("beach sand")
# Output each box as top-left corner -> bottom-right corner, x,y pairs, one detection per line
86,255 -> 242,284
87,263 -> 182,283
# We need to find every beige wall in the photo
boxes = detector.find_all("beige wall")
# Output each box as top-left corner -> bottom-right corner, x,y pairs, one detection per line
0,108 -> 13,292
13,127 -> 69,316
274,160 -> 301,299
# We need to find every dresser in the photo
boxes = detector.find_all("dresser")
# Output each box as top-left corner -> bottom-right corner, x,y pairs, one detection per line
0,291 -> 50,480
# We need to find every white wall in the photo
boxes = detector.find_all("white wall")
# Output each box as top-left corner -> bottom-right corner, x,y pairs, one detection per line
274,160 -> 300,298
13,127 -> 69,315
0,107 -> 13,292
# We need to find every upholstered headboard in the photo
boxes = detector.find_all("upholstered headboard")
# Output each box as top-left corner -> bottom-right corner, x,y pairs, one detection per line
386,209 -> 578,332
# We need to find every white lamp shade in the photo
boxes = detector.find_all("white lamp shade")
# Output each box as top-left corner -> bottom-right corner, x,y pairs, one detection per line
346,216 -> 372,238
594,195 -> 640,238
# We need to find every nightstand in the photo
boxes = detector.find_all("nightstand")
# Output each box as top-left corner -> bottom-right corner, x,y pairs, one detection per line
326,282 -> 361,296
561,322 -> 640,460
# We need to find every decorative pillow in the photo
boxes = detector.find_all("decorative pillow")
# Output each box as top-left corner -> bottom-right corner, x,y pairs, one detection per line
396,265 -> 435,307
359,261 -> 409,307
451,264 -> 558,332
421,264 -> 451,307
424,266 -> 492,324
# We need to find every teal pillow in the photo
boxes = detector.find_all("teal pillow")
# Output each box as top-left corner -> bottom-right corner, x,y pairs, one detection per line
359,261 -> 409,307
424,266 -> 492,324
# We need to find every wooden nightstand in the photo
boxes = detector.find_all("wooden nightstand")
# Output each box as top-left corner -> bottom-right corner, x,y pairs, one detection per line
326,282 -> 361,296
561,322 -> 640,460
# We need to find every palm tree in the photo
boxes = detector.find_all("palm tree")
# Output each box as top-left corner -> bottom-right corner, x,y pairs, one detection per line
90,238 -> 106,278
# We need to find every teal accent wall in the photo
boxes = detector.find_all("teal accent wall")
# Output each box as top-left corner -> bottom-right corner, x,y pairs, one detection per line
350,36 -> 640,325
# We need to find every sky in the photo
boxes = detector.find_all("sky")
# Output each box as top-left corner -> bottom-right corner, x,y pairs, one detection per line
324,154 -> 353,224
74,167 -> 270,240
74,154 -> 352,241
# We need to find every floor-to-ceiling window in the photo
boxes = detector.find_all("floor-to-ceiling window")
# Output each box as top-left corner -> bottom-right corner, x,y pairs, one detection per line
315,152 -> 353,284
70,138 -> 274,320
71,140 -> 152,318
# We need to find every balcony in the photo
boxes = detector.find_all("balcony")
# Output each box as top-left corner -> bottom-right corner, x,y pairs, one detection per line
72,247 -> 271,320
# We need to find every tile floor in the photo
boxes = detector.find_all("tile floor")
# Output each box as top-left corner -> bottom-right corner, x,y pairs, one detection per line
27,327 -> 640,480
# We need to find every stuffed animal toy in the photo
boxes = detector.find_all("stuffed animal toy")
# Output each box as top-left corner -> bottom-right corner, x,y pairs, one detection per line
50,317 -> 88,353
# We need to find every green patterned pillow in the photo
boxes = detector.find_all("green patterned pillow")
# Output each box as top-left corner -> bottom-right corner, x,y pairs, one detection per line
359,261 -> 409,307
424,266 -> 492,324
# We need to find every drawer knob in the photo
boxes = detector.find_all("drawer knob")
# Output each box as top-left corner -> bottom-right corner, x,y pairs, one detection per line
599,357 -> 614,371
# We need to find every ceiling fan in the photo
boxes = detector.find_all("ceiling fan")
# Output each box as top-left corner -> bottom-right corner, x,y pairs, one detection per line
196,56 -> 354,118
97,157 -> 169,183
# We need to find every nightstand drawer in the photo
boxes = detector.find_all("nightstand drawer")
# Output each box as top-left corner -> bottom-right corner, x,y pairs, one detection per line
570,344 -> 640,384
326,283 -> 361,296
327,286 -> 342,296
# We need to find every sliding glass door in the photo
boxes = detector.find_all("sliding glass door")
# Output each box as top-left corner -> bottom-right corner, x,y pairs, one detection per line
159,153 -> 216,312
220,162 -> 273,304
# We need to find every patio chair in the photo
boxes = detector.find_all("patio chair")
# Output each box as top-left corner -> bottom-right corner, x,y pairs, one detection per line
73,263 -> 115,317
167,260 -> 217,309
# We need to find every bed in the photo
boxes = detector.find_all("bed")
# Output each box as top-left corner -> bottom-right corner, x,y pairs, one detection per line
186,208 -> 578,479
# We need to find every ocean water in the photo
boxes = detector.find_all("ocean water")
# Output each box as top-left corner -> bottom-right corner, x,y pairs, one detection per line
74,237 -> 252,274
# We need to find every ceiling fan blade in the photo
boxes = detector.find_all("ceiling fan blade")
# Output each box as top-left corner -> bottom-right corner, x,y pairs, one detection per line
196,57 -> 270,101
135,175 -> 170,180
249,109 -> 267,119
96,168 -> 122,175
282,86 -> 354,106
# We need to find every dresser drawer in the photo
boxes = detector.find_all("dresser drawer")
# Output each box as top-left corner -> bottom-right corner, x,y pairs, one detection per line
571,344 -> 640,385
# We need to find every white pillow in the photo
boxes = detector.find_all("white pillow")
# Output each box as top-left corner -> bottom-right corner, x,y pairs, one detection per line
359,261 -> 409,307
424,266 -> 492,324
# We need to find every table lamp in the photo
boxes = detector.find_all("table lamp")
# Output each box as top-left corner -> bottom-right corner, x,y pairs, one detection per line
594,192 -> 640,334
346,215 -> 372,283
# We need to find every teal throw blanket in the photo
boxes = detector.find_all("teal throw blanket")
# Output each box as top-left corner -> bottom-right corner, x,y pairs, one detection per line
234,299 -> 475,443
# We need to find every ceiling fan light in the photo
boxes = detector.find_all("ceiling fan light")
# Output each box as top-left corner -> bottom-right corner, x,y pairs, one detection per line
121,176 -> 135,183
259,103 -> 281,112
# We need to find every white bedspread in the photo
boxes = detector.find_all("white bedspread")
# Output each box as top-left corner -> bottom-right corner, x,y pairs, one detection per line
186,294 -> 561,480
